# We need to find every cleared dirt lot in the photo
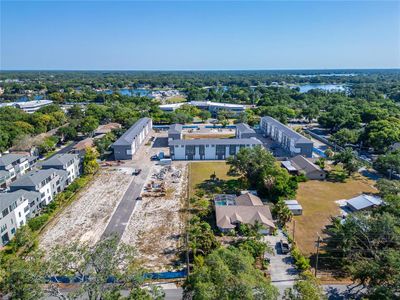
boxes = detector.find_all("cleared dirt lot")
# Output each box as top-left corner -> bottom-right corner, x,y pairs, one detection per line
121,162 -> 188,272
40,168 -> 134,249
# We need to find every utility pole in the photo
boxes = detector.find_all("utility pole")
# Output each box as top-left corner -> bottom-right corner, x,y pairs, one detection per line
315,235 -> 321,277
292,220 -> 296,243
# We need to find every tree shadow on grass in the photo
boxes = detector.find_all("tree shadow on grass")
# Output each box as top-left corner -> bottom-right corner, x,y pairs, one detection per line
196,178 -> 243,196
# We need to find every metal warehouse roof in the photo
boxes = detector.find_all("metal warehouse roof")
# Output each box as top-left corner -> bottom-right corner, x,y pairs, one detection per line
261,116 -> 312,144
169,138 -> 262,146
281,161 -> 297,172
347,194 -> 382,211
112,118 -> 151,147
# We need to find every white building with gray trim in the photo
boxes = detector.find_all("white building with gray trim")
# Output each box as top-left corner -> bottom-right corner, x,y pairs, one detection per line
112,117 -> 152,160
260,116 -> 313,158
0,154 -> 37,188
169,138 -> 262,160
9,168 -> 68,206
235,123 -> 256,139
40,153 -> 80,184
168,124 -> 183,141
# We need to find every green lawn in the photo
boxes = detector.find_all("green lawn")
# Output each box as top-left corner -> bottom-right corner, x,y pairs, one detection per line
188,162 -> 237,197
288,175 -> 377,255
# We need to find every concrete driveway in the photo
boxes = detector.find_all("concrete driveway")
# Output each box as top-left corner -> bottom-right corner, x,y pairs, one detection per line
263,230 -> 298,296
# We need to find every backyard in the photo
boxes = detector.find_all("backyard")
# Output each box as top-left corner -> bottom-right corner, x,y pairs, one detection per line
287,175 -> 378,255
188,161 -> 237,197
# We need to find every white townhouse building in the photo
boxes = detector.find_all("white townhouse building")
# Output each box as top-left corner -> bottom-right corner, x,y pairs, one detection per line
260,116 -> 314,158
111,118 -> 153,160
9,168 -> 68,206
40,153 -> 80,184
169,138 -> 263,160
0,192 -> 29,246
0,190 -> 41,246
0,154 -> 38,188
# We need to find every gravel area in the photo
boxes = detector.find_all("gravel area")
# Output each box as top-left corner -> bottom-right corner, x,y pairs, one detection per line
120,162 -> 188,271
40,169 -> 133,250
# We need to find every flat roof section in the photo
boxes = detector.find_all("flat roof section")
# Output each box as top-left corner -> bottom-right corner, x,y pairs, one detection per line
169,138 -> 263,146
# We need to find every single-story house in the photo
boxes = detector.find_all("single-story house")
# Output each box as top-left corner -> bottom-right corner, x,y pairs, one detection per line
281,155 -> 326,180
214,193 -> 275,234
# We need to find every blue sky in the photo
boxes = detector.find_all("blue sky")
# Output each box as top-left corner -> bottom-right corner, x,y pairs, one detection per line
1,1 -> 399,70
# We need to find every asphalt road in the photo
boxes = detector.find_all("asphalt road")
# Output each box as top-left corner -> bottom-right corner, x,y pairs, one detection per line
101,166 -> 151,239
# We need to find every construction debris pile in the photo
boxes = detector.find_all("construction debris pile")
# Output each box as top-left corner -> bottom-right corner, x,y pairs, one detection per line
121,163 -> 187,272
142,166 -> 182,198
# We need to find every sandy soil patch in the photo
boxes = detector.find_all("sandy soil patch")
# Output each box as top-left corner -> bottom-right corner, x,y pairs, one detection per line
40,168 -> 133,250
121,163 -> 187,272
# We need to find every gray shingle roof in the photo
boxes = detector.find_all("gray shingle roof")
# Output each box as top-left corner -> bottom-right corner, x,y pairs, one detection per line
112,118 -> 151,147
236,123 -> 255,134
0,192 -> 27,212
0,154 -> 27,168
41,154 -> 78,168
169,138 -> 262,146
10,169 -> 59,188
290,155 -> 322,173
168,124 -> 183,135
261,116 -> 312,144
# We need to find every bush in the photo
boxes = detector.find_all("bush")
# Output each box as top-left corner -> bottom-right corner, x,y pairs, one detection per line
66,176 -> 89,193
296,173 -> 308,182
291,246 -> 311,271
28,214 -> 50,231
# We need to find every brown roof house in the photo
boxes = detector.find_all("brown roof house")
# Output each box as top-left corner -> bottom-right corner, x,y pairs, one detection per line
214,193 -> 275,234
281,155 -> 326,180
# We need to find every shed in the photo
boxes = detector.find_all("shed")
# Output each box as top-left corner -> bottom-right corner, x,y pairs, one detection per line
284,200 -> 303,215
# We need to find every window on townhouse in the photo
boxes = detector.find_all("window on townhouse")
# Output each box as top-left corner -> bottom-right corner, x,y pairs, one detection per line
11,228 -> 16,234
2,208 -> 9,218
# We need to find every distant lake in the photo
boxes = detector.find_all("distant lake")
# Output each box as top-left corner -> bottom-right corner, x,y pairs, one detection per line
102,88 -> 150,96
18,95 -> 44,102
298,84 -> 347,93
294,73 -> 356,78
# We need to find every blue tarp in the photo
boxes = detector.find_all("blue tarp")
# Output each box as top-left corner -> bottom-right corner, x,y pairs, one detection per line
313,147 -> 327,158
47,269 -> 187,283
